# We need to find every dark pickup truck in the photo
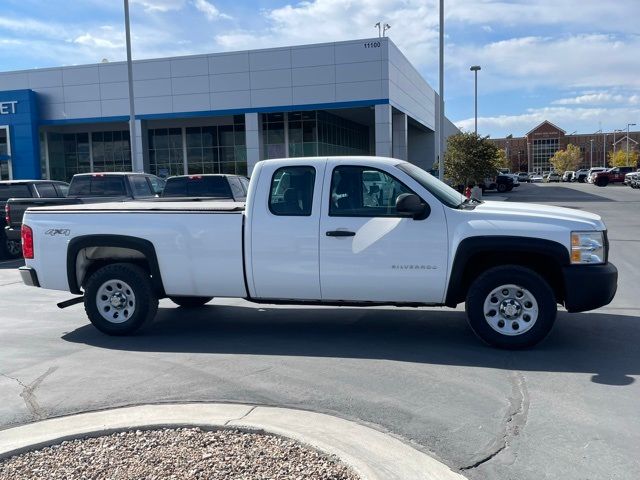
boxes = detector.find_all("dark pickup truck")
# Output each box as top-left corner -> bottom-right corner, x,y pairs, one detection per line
1,180 -> 69,258
593,166 -> 636,186
4,172 -> 164,257
159,174 -> 249,201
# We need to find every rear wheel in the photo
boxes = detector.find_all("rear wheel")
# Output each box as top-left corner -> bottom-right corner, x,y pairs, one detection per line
1,234 -> 22,259
170,296 -> 213,308
84,263 -> 158,335
595,177 -> 609,187
465,265 -> 557,349
497,183 -> 508,193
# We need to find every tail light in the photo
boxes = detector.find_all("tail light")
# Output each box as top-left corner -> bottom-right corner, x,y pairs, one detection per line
4,203 -> 9,225
22,225 -> 34,259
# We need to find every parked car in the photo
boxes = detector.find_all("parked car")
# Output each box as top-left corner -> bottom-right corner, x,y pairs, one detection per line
19,156 -> 617,349
562,171 -> 574,182
160,174 -> 249,202
530,174 -> 544,183
573,169 -> 590,183
587,168 -> 607,183
4,173 -> 164,257
628,171 -> 640,189
517,172 -> 530,183
623,171 -> 637,185
545,172 -> 561,182
1,180 -> 69,258
592,166 -> 636,186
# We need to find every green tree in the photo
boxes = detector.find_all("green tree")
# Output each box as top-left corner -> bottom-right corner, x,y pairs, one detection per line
549,144 -> 582,172
496,148 -> 510,169
608,148 -> 639,167
444,132 -> 501,185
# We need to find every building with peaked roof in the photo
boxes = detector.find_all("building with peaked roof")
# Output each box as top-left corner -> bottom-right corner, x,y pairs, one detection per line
0,37 -> 459,181
490,121 -> 640,173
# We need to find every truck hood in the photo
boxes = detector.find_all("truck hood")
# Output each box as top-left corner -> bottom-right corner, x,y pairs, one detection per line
472,200 -> 605,230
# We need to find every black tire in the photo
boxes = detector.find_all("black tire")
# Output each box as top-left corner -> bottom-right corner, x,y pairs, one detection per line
0,232 -> 21,259
84,263 -> 158,335
170,296 -> 213,308
497,183 -> 508,193
465,265 -> 557,349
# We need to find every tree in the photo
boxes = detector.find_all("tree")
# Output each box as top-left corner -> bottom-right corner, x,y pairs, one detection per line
608,149 -> 639,167
496,148 -> 510,169
549,144 -> 582,172
444,132 -> 501,186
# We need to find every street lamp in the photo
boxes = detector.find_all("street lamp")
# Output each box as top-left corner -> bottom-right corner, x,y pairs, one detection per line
438,0 -> 444,181
470,65 -> 481,135
590,139 -> 594,169
124,0 -> 138,171
627,123 -> 636,166
613,129 -> 624,153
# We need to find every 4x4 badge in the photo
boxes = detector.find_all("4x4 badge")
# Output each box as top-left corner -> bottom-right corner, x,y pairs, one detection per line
44,229 -> 70,237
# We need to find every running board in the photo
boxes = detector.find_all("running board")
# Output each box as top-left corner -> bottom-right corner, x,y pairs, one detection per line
57,296 -> 84,309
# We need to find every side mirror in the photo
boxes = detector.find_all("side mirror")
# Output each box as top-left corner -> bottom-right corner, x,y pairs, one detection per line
396,193 -> 430,220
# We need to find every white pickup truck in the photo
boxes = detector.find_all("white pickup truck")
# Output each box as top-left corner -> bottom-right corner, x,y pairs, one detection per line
18,156 -> 617,349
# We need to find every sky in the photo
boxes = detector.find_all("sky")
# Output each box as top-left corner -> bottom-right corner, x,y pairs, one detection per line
0,0 -> 638,138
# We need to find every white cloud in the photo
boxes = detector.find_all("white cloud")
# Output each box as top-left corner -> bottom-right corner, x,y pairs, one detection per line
192,0 -> 230,20
456,106 -> 640,137
130,0 -> 186,13
552,92 -> 640,106
73,33 -> 124,50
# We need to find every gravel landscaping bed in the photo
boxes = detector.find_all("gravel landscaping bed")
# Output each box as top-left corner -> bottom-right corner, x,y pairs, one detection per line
0,427 -> 360,479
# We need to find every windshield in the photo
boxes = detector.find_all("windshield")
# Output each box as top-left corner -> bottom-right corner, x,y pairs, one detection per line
396,163 -> 465,208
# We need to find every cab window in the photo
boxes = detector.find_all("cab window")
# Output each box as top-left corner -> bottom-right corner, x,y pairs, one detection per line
329,166 -> 415,217
269,166 -> 315,216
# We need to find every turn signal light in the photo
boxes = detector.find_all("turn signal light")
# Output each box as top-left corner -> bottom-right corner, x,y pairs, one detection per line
21,225 -> 34,259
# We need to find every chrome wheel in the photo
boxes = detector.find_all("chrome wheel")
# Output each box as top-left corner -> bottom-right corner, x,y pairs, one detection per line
96,279 -> 136,324
483,284 -> 539,336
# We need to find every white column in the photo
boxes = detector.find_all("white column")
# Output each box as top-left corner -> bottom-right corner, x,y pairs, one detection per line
392,110 -> 408,160
245,112 -> 260,176
132,119 -> 144,172
374,104 -> 393,157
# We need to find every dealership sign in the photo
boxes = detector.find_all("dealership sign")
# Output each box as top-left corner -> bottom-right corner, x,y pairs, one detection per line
0,101 -> 17,115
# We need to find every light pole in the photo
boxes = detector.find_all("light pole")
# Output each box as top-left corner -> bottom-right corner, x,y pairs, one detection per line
124,0 -> 138,171
590,139 -> 594,169
470,65 -> 481,135
613,129 -> 624,153
438,0 -> 444,181
603,133 -> 607,167
627,123 -> 636,166
527,141 -> 531,172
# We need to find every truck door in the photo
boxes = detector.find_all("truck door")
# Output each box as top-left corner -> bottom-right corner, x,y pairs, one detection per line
319,161 -> 448,303
249,161 -> 326,300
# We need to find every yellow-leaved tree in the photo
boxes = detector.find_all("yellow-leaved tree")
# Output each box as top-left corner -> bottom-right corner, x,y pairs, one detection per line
608,149 -> 639,167
549,144 -> 582,172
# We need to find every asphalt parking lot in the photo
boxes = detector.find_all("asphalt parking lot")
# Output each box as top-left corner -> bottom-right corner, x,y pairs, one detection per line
1,181 -> 638,480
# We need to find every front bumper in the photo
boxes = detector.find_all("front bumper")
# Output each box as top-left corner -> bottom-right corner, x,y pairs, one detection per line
562,262 -> 617,312
19,267 -> 40,287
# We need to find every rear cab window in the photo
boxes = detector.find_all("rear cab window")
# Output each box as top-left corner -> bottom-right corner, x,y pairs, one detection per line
162,176 -> 233,198
68,176 -> 126,197
269,166 -> 316,216
34,183 -> 58,198
0,184 -> 32,200
129,176 -> 153,197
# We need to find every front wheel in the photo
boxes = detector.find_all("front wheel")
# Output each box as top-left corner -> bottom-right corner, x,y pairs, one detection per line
465,265 -> 557,349
170,296 -> 213,308
84,263 -> 158,335
497,183 -> 508,193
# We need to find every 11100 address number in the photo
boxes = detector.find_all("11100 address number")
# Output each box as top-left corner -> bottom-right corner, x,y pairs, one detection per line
364,41 -> 381,48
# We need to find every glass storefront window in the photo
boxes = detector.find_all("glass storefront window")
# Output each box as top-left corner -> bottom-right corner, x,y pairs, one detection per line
92,130 -> 131,173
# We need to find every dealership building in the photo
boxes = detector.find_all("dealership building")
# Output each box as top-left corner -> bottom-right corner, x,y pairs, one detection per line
0,38 -> 458,181
490,120 -> 640,173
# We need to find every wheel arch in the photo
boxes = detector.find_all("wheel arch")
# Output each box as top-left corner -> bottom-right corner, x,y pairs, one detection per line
445,236 -> 570,307
67,235 -> 165,296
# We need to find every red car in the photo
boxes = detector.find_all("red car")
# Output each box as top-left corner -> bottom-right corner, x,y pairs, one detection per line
593,166 -> 636,186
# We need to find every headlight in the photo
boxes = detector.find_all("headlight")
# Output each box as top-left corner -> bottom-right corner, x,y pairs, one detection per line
571,231 -> 605,264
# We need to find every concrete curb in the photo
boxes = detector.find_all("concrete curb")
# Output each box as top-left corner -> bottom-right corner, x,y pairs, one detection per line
0,403 -> 466,480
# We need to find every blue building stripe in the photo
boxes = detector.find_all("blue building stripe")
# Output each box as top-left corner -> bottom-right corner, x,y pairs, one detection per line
38,99 -> 390,126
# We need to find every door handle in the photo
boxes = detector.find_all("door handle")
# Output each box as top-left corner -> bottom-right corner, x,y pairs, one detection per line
326,230 -> 356,237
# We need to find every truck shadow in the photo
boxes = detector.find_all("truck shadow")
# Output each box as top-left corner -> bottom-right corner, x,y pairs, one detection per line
62,305 -> 639,387
517,184 -> 614,202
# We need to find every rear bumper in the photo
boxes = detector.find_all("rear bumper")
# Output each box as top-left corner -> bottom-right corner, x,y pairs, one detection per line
562,263 -> 617,313
19,266 -> 40,288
